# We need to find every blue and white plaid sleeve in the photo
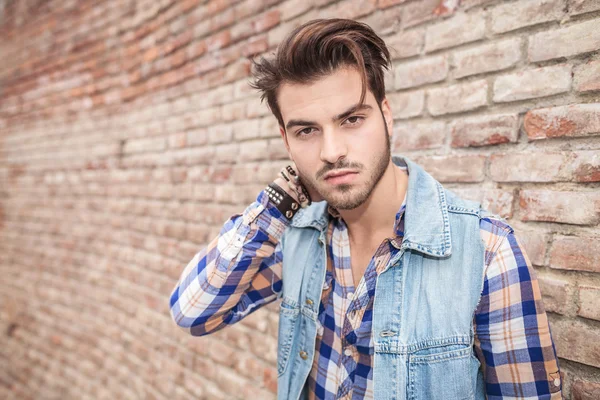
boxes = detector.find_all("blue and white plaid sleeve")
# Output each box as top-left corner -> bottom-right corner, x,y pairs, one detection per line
169,189 -> 289,336
475,217 -> 563,399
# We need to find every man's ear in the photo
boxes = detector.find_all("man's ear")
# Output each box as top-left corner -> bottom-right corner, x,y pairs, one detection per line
279,125 -> 293,159
380,97 -> 393,140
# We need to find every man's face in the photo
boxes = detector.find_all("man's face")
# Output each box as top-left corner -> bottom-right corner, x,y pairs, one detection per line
277,65 -> 394,211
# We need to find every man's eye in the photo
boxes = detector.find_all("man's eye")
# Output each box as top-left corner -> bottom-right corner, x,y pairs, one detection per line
345,116 -> 364,125
297,127 -> 314,136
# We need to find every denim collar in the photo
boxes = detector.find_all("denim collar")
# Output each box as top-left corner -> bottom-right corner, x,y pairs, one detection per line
288,155 -> 452,257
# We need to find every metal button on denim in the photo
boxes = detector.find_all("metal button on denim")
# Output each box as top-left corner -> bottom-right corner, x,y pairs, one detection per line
299,350 -> 308,360
305,298 -> 313,305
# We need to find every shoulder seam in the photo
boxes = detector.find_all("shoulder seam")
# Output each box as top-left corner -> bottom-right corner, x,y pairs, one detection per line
481,217 -> 514,267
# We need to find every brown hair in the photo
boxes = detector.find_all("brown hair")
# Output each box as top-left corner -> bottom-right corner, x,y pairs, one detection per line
249,18 -> 392,132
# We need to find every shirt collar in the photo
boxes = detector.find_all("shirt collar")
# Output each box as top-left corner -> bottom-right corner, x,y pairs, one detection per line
327,179 -> 407,243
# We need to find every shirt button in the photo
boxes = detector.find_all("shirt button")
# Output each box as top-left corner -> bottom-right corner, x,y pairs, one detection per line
305,298 -> 313,305
299,350 -> 308,360
346,292 -> 353,300
553,378 -> 560,387
344,348 -> 352,357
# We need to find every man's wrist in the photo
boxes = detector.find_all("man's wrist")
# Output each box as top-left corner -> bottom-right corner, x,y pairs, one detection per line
273,177 -> 300,202
265,181 -> 303,220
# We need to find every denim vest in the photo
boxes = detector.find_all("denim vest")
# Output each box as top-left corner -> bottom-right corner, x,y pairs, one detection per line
274,155 -> 491,400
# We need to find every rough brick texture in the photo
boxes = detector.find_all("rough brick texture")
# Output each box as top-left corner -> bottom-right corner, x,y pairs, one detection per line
1,1 -> 599,399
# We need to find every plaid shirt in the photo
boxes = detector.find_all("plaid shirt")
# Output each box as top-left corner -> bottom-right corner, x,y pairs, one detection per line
169,168 -> 563,399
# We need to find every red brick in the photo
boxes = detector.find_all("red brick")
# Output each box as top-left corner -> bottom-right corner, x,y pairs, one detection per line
416,155 -> 486,182
572,379 -> 600,400
552,319 -> 600,368
490,0 -> 564,34
259,116 -> 280,138
280,0 -> 313,21
242,384 -> 277,399
394,55 -> 448,90
384,67 -> 395,92
253,10 -> 280,33
402,0 -> 445,28
232,118 -> 261,141
519,190 -> 600,225
233,0 -> 277,20
569,0 -> 600,16
538,276 -> 571,315
388,90 -> 425,119
233,352 -> 265,381
267,137 -> 289,160
387,28 -> 424,59
574,59 -> 600,93
451,114 -> 518,148
427,79 -> 488,116
432,0 -> 461,15
263,365 -> 278,393
451,188 -> 514,219
247,96 -> 271,118
240,309 -> 269,332
460,0 -> 496,8
233,79 -> 255,100
185,147 -> 215,165
249,325 -> 279,364
332,0 -> 378,19
425,10 -> 485,52
214,143 -> 239,164
572,151 -> 600,183
578,285 -> 600,322
515,229 -> 549,266
122,137 -> 167,154
210,8 -> 236,33
239,139 -> 269,162
378,0 -> 409,8
186,128 -> 208,147
206,30 -> 231,52
452,38 -> 522,79
208,164 -> 232,184
493,64 -> 571,103
231,20 -> 254,42
550,235 -> 600,273
490,151 -> 600,182
393,121 -> 446,151
358,6 -> 403,36
208,123 -> 234,144
167,132 -> 187,149
185,223 -> 210,243
529,19 -> 600,61
524,103 -> 600,140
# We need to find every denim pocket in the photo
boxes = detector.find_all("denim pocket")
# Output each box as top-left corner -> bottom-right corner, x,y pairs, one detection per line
277,296 -> 300,377
407,344 -> 474,400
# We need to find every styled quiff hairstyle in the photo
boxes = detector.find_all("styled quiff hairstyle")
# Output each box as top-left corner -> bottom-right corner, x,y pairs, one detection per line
249,18 -> 392,132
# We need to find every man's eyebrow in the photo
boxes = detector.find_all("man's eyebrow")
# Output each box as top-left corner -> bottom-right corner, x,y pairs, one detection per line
285,103 -> 373,131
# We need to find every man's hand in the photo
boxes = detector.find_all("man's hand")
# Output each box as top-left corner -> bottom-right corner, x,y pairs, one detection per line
273,163 -> 324,205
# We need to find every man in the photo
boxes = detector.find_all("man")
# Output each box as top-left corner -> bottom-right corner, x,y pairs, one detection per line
169,18 -> 563,400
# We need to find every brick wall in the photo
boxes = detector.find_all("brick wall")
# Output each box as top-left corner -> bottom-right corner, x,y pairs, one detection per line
0,0 -> 598,399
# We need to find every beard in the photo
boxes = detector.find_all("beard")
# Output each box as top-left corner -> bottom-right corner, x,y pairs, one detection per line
303,114 -> 391,212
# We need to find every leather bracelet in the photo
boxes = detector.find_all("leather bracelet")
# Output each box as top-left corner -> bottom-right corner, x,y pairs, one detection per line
265,182 -> 301,220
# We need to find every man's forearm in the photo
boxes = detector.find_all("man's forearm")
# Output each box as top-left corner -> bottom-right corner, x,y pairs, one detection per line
169,189 -> 290,336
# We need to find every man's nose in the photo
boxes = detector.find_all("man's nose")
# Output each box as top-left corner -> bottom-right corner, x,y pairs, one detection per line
319,128 -> 347,165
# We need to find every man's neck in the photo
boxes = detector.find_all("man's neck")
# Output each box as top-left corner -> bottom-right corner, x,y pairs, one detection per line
338,160 -> 408,245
